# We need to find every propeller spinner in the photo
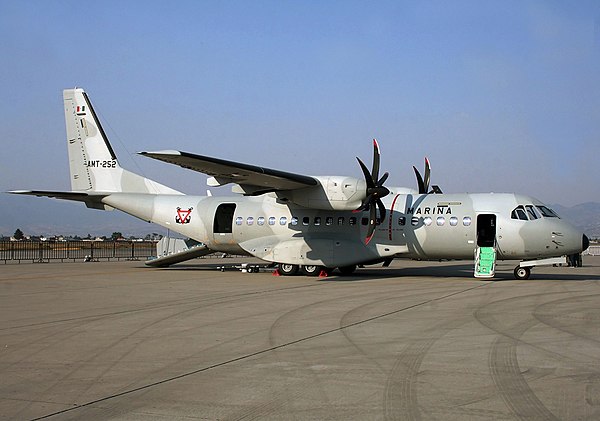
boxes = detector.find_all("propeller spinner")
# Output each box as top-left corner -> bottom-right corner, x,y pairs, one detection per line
355,139 -> 390,244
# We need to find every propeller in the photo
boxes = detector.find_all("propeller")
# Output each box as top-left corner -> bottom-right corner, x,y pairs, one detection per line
413,157 -> 442,194
355,139 -> 390,244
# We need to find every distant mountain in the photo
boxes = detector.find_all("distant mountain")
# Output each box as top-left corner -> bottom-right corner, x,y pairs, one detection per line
551,202 -> 600,239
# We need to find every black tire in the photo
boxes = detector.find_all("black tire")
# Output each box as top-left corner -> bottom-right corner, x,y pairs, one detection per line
338,265 -> 357,276
514,266 -> 531,280
301,265 -> 322,276
278,263 -> 299,276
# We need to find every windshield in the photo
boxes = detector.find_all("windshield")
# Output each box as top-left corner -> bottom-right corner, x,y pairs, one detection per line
536,205 -> 560,218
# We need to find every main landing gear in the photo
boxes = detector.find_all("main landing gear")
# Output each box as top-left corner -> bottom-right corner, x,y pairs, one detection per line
276,263 -> 357,277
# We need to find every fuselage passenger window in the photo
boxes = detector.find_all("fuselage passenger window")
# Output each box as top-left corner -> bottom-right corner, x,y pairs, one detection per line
303,217 -> 309,226
257,217 -> 265,226
349,217 -> 357,226
338,217 -> 345,225
326,217 -> 333,225
268,217 -> 276,225
280,216 -> 287,225
398,217 -> 406,226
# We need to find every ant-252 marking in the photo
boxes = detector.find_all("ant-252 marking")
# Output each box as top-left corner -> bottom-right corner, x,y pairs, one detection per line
87,160 -> 117,168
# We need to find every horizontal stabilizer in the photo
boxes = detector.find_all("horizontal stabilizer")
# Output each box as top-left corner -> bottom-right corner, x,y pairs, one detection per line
145,244 -> 213,267
8,190 -> 94,200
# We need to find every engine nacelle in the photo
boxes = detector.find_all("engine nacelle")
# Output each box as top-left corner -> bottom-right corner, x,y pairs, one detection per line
276,176 -> 367,211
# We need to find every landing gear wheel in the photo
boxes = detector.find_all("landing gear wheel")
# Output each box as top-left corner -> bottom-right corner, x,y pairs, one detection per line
514,266 -> 531,280
301,265 -> 322,276
278,263 -> 299,276
338,265 -> 357,276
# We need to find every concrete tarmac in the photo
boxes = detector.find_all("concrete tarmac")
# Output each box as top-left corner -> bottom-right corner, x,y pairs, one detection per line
1,257 -> 600,420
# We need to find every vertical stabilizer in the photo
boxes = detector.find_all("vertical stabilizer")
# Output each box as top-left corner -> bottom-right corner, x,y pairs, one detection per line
63,88 -> 181,194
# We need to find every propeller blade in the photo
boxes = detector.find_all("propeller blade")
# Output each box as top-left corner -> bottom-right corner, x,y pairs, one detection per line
413,166 -> 425,194
371,139 -> 381,182
356,157 -> 375,189
365,205 -> 377,244
378,171 -> 389,186
424,157 -> 431,194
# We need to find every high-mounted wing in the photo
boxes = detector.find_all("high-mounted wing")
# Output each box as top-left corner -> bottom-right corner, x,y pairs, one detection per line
139,150 -> 318,193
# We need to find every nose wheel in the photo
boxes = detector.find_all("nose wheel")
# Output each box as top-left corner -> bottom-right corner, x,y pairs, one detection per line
513,266 -> 531,280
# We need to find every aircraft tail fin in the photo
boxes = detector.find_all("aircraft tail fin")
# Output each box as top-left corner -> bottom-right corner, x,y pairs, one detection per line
63,88 -> 181,195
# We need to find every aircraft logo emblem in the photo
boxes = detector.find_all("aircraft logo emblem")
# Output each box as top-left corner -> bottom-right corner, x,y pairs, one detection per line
175,207 -> 193,224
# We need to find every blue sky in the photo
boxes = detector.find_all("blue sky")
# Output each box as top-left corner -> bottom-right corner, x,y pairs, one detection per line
1,1 -> 599,236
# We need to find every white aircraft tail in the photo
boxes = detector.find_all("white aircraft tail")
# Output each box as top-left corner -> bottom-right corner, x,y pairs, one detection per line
63,88 -> 181,195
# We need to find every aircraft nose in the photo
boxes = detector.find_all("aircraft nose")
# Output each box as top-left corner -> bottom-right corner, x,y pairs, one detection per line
583,234 -> 590,252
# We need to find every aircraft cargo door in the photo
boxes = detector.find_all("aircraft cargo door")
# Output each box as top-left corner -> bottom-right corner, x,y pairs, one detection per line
475,214 -> 497,278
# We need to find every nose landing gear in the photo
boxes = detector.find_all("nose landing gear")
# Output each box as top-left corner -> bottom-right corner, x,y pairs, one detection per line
513,266 -> 531,280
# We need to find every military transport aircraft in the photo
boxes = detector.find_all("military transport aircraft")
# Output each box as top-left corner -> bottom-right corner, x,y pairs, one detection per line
10,88 -> 589,279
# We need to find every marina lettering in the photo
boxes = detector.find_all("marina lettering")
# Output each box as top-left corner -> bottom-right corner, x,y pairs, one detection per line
406,206 -> 452,215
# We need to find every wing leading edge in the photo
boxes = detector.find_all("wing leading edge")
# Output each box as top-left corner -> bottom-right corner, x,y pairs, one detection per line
139,150 -> 318,194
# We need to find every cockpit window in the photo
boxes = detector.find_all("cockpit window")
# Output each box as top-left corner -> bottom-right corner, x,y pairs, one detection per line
525,205 -> 539,220
536,205 -> 559,218
511,206 -> 528,220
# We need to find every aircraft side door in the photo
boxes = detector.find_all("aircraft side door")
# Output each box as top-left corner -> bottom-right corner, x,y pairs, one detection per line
213,203 -> 236,245
475,213 -> 497,278
477,214 -> 496,247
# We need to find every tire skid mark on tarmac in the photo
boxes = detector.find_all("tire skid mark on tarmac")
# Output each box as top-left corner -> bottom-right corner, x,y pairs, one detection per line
382,316 -> 470,421
336,283 -> 491,421
253,290 -> 386,418
533,293 -> 600,346
0,280 -> 330,331
30,283 -> 488,421
14,283 -> 327,420
241,286 -> 454,420
474,292 -> 564,421
338,284 -> 466,373
11,298 -> 231,420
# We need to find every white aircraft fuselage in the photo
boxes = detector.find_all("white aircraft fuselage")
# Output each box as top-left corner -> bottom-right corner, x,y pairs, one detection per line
102,190 -> 585,267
